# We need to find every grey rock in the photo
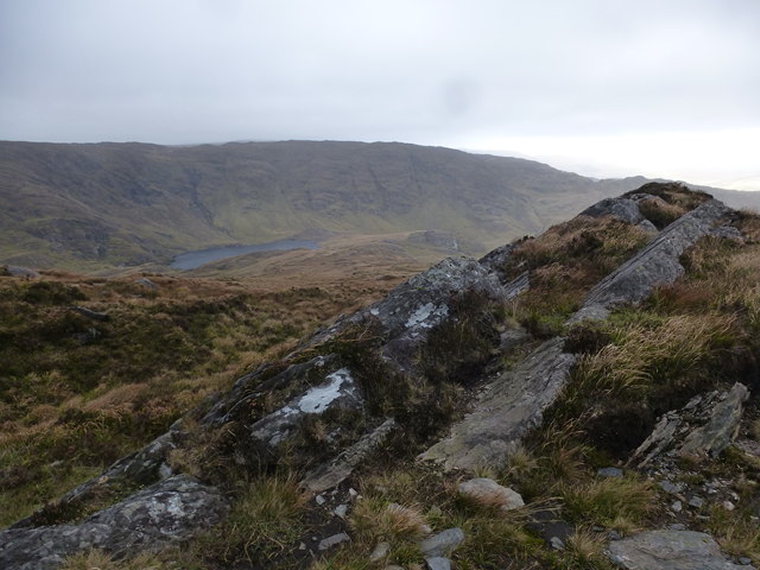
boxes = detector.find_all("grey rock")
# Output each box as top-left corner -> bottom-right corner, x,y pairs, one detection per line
0,475 -> 228,570
301,418 -> 397,494
421,199 -> 726,472
710,224 -> 745,241
135,277 -> 157,289
688,496 -> 705,509
607,529 -> 754,569
659,481 -> 685,495
503,270 -> 530,298
457,478 -> 524,511
549,536 -> 566,551
421,337 -> 576,470
13,429 -> 181,529
419,527 -> 465,557
425,556 -> 452,570
249,368 -> 363,448
369,541 -> 390,562
4,265 -> 40,278
201,354 -> 336,427
671,500 -> 683,513
478,242 -> 518,281
312,256 -> 511,374
633,383 -> 749,468
679,383 -> 749,458
334,504 -> 349,518
71,305 -> 110,321
581,197 -> 651,226
740,557 -> 753,566
318,532 -> 351,551
598,467 -> 624,478
571,199 -> 731,322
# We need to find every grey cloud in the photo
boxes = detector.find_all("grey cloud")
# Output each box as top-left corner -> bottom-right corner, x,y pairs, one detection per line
0,0 -> 758,145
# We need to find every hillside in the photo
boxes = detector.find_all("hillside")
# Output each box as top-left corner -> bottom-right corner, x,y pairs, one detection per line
4,140 -> 753,271
3,182 -> 760,569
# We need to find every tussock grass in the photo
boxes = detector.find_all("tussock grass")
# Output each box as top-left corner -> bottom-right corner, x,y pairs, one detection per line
0,273 -> 385,526
500,216 -> 651,334
200,474 -> 307,565
560,476 -> 655,527
710,507 -> 760,564
548,310 -> 741,458
351,500 -> 430,542
637,197 -> 686,229
61,549 -> 165,570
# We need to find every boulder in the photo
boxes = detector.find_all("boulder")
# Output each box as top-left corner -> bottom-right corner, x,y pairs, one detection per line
0,475 -> 228,570
419,527 -> 465,557
632,383 -> 749,468
607,529 -> 754,569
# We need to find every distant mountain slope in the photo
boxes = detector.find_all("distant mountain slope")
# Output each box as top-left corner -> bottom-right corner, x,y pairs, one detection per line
0,140 -> 756,269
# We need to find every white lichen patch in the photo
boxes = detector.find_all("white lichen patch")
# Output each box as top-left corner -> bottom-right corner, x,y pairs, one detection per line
298,369 -> 353,414
405,303 -> 448,329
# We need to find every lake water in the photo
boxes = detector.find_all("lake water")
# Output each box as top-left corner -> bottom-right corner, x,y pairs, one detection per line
170,239 -> 319,270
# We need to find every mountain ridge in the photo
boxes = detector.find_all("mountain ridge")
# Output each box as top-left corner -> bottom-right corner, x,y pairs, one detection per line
3,139 -> 755,271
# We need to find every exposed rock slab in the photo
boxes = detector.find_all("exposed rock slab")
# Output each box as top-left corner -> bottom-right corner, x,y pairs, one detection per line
420,337 -> 576,470
249,367 -> 363,448
423,197 -> 732,473
13,428 -> 182,529
607,529 -> 754,569
301,418 -> 397,493
632,383 -> 749,468
0,475 -> 228,570
572,199 -> 730,322
419,527 -> 465,557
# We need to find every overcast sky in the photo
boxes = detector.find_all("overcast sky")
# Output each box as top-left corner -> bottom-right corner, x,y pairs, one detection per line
1,0 -> 758,189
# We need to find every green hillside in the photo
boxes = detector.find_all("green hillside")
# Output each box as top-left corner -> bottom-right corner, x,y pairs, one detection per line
0,140 -> 710,270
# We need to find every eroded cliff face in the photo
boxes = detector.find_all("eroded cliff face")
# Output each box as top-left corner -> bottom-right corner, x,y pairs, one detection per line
3,182 -> 760,570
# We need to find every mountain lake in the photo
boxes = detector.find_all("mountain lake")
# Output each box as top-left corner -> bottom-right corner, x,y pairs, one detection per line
170,239 -> 319,270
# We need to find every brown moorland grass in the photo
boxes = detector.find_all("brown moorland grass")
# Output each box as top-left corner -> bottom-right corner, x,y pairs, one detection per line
0,270 -> 402,526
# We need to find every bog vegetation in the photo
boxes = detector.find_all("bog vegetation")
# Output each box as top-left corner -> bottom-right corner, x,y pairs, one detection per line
4,185 -> 760,569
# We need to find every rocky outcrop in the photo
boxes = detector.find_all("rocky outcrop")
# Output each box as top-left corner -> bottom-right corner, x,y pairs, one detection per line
581,196 -> 658,232
632,383 -> 749,468
0,475 -> 227,570
571,199 -> 731,322
422,197 -> 733,472
301,418 -> 397,494
4,184 -> 747,569
421,337 -> 576,470
607,530 -> 754,569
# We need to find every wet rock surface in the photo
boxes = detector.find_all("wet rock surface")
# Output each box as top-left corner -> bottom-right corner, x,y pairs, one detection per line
607,530 -> 755,569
